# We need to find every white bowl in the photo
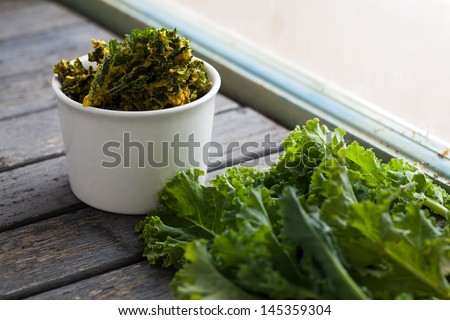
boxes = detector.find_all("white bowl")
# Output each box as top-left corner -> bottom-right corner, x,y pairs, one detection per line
52,55 -> 220,214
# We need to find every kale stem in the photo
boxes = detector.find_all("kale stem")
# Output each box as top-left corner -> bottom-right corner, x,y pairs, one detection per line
423,198 -> 449,221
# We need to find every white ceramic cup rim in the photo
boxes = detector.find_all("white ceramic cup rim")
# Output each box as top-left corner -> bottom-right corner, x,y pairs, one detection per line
52,55 -> 221,118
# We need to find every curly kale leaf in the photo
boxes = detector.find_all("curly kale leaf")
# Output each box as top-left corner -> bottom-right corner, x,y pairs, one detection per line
83,28 -> 211,111
54,28 -> 211,111
135,168 -> 266,268
53,57 -> 95,103
136,118 -> 450,300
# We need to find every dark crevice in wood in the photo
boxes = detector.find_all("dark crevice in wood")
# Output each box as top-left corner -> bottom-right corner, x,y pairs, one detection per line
0,104 -> 56,123
0,202 -> 87,233
0,208 -> 146,299
6,255 -> 146,300
26,260 -> 175,300
213,105 -> 241,116
0,152 -> 65,174
207,142 -> 284,172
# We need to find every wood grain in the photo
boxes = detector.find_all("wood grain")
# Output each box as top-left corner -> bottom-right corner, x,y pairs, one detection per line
0,1 -> 84,41
0,108 -> 64,172
0,0 -> 37,16
0,68 -> 56,120
0,150 -> 284,299
0,0 -> 116,120
0,23 -> 115,79
5,152 -> 283,300
26,153 -> 283,300
29,262 -> 174,300
0,207 -> 145,299
0,156 -> 83,232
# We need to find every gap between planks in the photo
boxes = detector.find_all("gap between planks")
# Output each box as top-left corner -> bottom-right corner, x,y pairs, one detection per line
28,261 -> 174,300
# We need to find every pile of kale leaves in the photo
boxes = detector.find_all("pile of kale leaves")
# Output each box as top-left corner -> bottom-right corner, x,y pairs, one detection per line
54,28 -> 211,111
136,118 -> 450,299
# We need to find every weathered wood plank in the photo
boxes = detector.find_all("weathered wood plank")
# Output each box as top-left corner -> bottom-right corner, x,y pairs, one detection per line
0,149 -> 282,300
1,149 -> 276,299
0,0 -> 37,16
24,153 -> 283,300
0,19 -> 115,117
0,67 -> 56,120
0,1 -> 84,41
28,262 -> 173,300
0,0 -> 114,119
0,108 -> 63,172
0,23 -> 115,79
0,156 -> 83,232
0,207 -> 144,299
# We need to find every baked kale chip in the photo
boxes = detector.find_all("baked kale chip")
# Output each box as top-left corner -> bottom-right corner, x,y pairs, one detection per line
54,28 -> 211,111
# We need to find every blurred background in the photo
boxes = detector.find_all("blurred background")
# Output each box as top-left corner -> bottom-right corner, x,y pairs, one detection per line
164,0 -> 450,145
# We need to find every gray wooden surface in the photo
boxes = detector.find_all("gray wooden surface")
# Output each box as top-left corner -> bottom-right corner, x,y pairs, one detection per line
0,0 -> 287,299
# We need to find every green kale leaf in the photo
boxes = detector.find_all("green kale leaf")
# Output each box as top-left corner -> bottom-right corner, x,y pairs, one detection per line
137,118 -> 450,299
